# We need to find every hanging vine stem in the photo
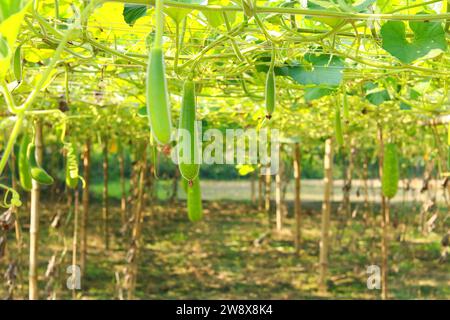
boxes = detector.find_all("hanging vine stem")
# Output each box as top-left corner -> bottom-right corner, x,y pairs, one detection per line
222,12 -> 248,64
327,46 -> 450,76
283,19 -> 349,43
0,1 -> 99,177
0,80 -> 19,114
0,184 -> 22,208
108,0 -> 450,21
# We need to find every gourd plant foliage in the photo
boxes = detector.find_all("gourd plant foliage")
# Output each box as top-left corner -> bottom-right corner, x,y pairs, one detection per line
0,0 -> 450,214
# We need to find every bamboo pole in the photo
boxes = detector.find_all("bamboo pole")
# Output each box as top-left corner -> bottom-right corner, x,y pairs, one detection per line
293,143 -> 302,253
362,155 -> 370,225
9,151 -> 22,250
275,162 -> 283,231
29,121 -> 43,300
377,127 -> 389,300
118,148 -> 127,226
265,167 -> 271,227
127,151 -> 147,299
250,171 -> 256,205
102,138 -> 109,250
318,138 -> 333,294
258,167 -> 263,211
72,189 -> 79,298
8,148 -> 21,299
170,169 -> 179,203
80,140 -> 90,276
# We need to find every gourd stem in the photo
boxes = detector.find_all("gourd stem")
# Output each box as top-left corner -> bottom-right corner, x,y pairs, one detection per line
154,0 -> 165,49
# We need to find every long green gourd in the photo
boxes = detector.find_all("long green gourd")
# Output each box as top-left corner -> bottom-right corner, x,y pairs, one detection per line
265,67 -> 275,118
18,132 -> 32,191
187,177 -> 203,222
146,0 -> 172,145
382,143 -> 399,199
178,80 -> 199,182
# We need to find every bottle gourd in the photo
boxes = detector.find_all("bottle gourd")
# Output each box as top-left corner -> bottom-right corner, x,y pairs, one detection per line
178,80 -> 199,182
382,143 -> 399,199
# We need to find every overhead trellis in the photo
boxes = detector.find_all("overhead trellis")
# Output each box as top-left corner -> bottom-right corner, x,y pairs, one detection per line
5,1 -> 448,102
0,0 -> 449,134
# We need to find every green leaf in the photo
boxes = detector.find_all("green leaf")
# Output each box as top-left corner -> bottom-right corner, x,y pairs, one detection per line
366,89 -> 390,106
166,0 -> 206,24
304,86 -> 335,102
0,35 -> 9,58
137,105 -> 148,117
123,4 -> 148,27
306,0 -> 343,27
353,0 -> 376,13
400,102 -> 412,110
400,88 -> 421,110
381,18 -> 447,64
0,0 -> 31,79
0,0 -> 27,23
287,54 -> 344,87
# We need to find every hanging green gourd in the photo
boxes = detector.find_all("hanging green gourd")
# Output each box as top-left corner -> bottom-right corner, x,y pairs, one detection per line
18,132 -> 32,191
146,0 -> 172,145
27,144 -> 54,185
342,90 -> 349,124
186,176 -> 202,222
382,143 -> 399,199
265,46 -> 276,119
265,70 -> 275,119
178,80 -> 199,182
65,142 -> 80,189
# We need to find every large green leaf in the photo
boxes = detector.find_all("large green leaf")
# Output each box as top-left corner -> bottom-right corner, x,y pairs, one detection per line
304,86 -> 335,102
366,89 -> 390,106
0,0 -> 27,22
258,54 -> 344,87
0,0 -> 31,79
364,82 -> 391,106
381,19 -> 447,64
286,54 -> 344,87
202,0 -> 235,28
0,35 -> 9,58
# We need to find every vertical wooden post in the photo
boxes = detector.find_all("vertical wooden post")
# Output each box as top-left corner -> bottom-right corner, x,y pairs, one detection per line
293,143 -> 302,253
258,168 -> 263,211
72,189 -> 79,298
265,167 -> 271,227
80,139 -> 90,276
275,161 -> 283,231
343,143 -> 355,218
102,138 -> 109,250
127,149 -> 147,299
318,138 -> 333,294
29,121 -> 42,300
9,151 -> 22,250
362,155 -> 370,224
377,127 -> 389,300
170,169 -> 179,203
119,148 -> 127,226
250,171 -> 256,205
